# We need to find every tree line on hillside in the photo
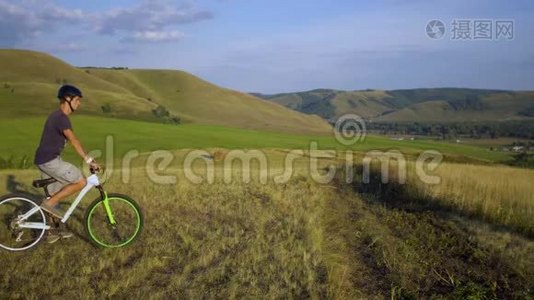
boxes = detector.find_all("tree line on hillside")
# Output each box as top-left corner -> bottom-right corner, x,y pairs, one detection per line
79,66 -> 129,70
365,121 -> 534,140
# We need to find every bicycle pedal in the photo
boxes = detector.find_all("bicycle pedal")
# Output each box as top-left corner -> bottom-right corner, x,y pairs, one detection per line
15,231 -> 24,242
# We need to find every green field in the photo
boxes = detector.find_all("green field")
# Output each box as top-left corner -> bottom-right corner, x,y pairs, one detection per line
1,116 -> 512,168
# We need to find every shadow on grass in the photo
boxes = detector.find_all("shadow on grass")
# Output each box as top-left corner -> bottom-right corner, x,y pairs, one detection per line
351,166 -> 534,240
54,203 -> 95,246
6,175 -> 42,199
335,166 -> 533,298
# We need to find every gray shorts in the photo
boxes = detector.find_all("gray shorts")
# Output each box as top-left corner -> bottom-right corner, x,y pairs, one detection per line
37,157 -> 84,196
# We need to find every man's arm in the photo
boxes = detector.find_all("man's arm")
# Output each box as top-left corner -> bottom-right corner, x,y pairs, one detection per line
63,129 -> 92,163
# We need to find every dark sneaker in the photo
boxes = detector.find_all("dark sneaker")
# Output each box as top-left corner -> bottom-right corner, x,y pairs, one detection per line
40,201 -> 64,219
46,233 -> 61,244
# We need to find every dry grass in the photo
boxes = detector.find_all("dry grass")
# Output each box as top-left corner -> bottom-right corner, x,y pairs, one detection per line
0,151 -> 533,298
413,162 -> 534,236
346,159 -> 534,298
0,166 -> 339,298
353,152 -> 534,237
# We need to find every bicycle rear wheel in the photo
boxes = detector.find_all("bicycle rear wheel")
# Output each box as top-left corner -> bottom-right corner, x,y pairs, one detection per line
0,194 -> 47,251
84,193 -> 143,248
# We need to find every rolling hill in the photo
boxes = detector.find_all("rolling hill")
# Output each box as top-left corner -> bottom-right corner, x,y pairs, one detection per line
0,49 -> 331,134
254,88 -> 534,123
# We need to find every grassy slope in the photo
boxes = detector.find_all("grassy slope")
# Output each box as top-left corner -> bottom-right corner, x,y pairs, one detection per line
0,49 -> 330,134
87,69 -> 331,134
376,92 -> 534,122
0,50 -> 158,121
331,90 -> 393,118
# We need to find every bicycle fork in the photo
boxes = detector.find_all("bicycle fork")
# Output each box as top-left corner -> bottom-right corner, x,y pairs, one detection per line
97,186 -> 123,241
97,185 -> 116,225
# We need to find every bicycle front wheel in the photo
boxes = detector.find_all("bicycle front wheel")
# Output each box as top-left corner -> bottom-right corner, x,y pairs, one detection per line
0,194 -> 47,251
84,193 -> 143,248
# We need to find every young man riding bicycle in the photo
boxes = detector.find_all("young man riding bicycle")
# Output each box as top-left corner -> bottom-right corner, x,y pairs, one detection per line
34,85 -> 101,243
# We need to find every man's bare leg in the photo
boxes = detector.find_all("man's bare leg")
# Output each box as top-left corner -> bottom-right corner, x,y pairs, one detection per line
46,178 -> 86,206
39,178 -> 86,241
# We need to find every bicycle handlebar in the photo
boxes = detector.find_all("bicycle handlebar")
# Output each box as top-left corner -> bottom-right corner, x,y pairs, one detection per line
90,165 -> 105,174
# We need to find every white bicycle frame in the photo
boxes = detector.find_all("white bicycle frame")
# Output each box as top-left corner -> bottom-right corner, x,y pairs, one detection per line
17,174 -> 101,230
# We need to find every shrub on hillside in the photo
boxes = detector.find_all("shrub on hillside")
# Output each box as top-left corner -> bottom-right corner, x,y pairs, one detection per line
101,103 -> 112,113
509,152 -> 534,169
152,105 -> 180,125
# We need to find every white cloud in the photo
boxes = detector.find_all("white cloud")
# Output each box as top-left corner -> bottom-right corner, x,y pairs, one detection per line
39,4 -> 83,21
0,0 -> 84,46
93,0 -> 213,36
123,30 -> 185,43
0,0 -> 211,47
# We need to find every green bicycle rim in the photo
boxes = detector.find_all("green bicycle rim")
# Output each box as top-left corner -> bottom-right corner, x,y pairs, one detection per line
86,197 -> 141,248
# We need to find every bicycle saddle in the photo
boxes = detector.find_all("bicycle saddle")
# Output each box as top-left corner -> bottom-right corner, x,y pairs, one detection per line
32,178 -> 58,188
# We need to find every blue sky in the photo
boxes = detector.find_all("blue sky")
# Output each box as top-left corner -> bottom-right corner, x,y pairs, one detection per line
1,0 -> 533,93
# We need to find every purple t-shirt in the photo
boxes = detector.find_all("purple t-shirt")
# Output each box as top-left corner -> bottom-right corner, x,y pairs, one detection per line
34,110 -> 72,165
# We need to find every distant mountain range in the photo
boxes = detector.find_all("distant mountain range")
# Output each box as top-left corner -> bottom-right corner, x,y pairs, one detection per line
0,49 -> 331,134
253,88 -> 534,123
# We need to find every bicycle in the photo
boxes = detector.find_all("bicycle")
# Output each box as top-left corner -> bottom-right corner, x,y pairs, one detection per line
0,167 -> 143,251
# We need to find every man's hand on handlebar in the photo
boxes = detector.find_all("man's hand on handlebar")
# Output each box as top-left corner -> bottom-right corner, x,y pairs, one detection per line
89,160 -> 101,172
84,155 -> 102,172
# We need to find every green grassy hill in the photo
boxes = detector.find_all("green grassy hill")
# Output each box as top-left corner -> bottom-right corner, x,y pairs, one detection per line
0,49 -> 330,134
0,50 -> 156,121
255,88 -> 534,122
87,69 -> 330,133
